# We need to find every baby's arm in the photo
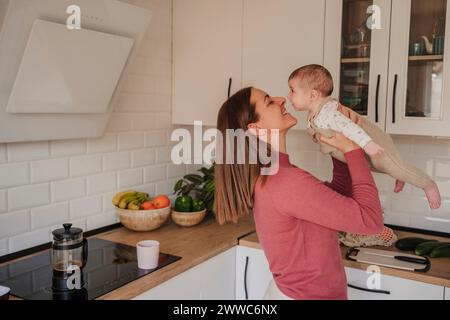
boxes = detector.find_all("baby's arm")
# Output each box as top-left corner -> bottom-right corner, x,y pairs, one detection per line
315,109 -> 384,156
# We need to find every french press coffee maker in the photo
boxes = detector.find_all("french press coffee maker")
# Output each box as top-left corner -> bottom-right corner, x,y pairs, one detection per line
51,223 -> 88,291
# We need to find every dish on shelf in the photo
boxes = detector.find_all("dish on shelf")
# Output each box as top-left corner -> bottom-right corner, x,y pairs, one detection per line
343,43 -> 371,58
342,83 -> 368,96
342,69 -> 369,84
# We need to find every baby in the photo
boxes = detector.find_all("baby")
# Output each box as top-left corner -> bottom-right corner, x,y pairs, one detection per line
287,64 -> 441,210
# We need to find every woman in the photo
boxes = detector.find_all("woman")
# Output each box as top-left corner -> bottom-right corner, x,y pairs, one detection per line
214,87 -> 383,300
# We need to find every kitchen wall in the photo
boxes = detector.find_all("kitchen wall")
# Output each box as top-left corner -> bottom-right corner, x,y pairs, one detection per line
0,0 -> 191,256
286,131 -> 450,234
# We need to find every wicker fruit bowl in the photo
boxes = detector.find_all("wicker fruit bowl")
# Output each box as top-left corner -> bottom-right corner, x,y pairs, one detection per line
116,206 -> 171,231
171,209 -> 207,227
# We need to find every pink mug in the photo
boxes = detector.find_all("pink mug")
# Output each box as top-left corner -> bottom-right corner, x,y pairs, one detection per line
136,240 -> 160,269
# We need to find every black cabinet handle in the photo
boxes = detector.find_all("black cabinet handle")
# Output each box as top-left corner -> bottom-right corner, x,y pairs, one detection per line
375,74 -> 381,123
392,74 -> 398,123
228,78 -> 232,98
244,256 -> 249,300
348,284 -> 391,295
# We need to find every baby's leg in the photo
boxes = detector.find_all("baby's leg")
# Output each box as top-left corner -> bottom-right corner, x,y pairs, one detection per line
361,119 -> 441,209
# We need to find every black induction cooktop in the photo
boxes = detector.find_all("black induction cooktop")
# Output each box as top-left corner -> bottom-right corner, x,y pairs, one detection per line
0,238 -> 181,300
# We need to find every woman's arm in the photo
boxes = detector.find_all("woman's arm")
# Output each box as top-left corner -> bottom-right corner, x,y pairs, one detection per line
268,149 -> 383,235
324,157 -> 352,197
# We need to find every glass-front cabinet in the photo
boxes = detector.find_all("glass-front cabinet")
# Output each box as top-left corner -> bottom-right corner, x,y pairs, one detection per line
325,0 -> 450,137
387,0 -> 450,136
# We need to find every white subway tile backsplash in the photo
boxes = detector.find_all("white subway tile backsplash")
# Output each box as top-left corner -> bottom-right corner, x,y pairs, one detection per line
435,160 -> 450,179
87,173 -> 117,195
383,210 -> 411,227
51,139 -> 86,157
145,130 -> 168,147
70,196 -> 102,220
132,149 -> 155,168
410,215 -> 450,233
0,189 -> 5,213
31,158 -> 69,183
144,165 -> 166,182
87,134 -> 118,154
52,177 -> 86,202
118,169 -> 143,188
155,179 -> 179,196
412,137 -> 450,157
102,192 -> 116,213
133,183 -> 156,197
390,194 -> 430,214
7,141 -> 49,162
167,163 -> 186,179
9,228 -> 51,253
103,152 -> 131,171
0,238 -> 7,256
87,211 -> 118,231
0,144 -> 6,163
70,155 -> 102,177
31,202 -> 69,229
0,0 -> 174,254
118,132 -> 145,151
156,146 -> 172,163
0,210 -> 30,238
436,180 -> 450,198
0,162 -> 29,188
8,184 -> 50,211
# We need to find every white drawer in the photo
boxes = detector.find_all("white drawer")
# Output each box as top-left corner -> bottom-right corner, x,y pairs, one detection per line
345,267 -> 444,300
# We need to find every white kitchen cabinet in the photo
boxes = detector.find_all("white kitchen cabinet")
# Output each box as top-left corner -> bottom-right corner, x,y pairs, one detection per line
345,267 -> 445,300
173,0 -> 327,128
386,0 -> 450,136
172,0 -> 243,126
445,287 -> 450,300
235,246 -> 272,300
325,0 -> 450,137
134,247 -> 236,300
242,0 -> 326,130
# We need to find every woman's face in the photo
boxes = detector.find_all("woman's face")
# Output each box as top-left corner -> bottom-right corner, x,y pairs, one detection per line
248,88 -> 297,132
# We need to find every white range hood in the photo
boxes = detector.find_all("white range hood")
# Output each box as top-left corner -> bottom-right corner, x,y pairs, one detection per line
0,0 -> 152,143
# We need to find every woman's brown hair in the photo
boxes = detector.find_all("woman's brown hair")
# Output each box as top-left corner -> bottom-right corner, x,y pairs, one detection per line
214,87 -> 269,225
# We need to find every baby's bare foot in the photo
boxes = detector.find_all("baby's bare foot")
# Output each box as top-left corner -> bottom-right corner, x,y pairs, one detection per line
424,181 -> 441,210
394,180 -> 405,193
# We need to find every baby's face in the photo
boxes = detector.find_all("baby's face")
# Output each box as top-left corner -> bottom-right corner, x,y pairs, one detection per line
287,79 -> 312,112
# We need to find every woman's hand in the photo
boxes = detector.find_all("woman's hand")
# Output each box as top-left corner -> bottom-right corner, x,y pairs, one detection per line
337,104 -> 363,126
318,132 -> 360,154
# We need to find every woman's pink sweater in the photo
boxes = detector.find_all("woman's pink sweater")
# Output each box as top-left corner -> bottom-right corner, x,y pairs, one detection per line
253,149 -> 384,300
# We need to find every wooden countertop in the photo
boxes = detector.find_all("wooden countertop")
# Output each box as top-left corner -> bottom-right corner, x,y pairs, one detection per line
96,214 -> 255,299
239,230 -> 450,288
4,214 -> 256,300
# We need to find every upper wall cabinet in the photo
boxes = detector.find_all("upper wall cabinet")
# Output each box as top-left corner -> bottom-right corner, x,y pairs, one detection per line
325,0 -> 450,137
242,0 -> 326,130
172,0 -> 326,128
387,0 -> 450,136
172,0 -> 243,126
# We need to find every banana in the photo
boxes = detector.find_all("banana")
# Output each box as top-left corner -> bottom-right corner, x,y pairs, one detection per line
112,190 -> 136,206
118,193 -> 139,209
127,200 -> 142,210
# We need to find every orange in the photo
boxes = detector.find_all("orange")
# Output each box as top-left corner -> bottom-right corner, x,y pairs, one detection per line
152,195 -> 171,209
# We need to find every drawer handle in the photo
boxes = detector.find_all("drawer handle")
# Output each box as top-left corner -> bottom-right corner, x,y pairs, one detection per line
348,283 -> 391,295
244,256 -> 249,300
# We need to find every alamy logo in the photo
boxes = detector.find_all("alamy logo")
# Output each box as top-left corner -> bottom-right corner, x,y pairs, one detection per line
171,121 -> 280,175
366,265 -> 381,290
366,5 -> 381,30
66,5 -> 81,30
66,265 -> 82,290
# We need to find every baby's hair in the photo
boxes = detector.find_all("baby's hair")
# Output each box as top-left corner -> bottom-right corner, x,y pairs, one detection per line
289,64 -> 334,97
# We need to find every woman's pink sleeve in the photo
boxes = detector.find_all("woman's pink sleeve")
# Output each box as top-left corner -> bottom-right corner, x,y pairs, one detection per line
268,149 -> 383,234
324,157 -> 353,197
